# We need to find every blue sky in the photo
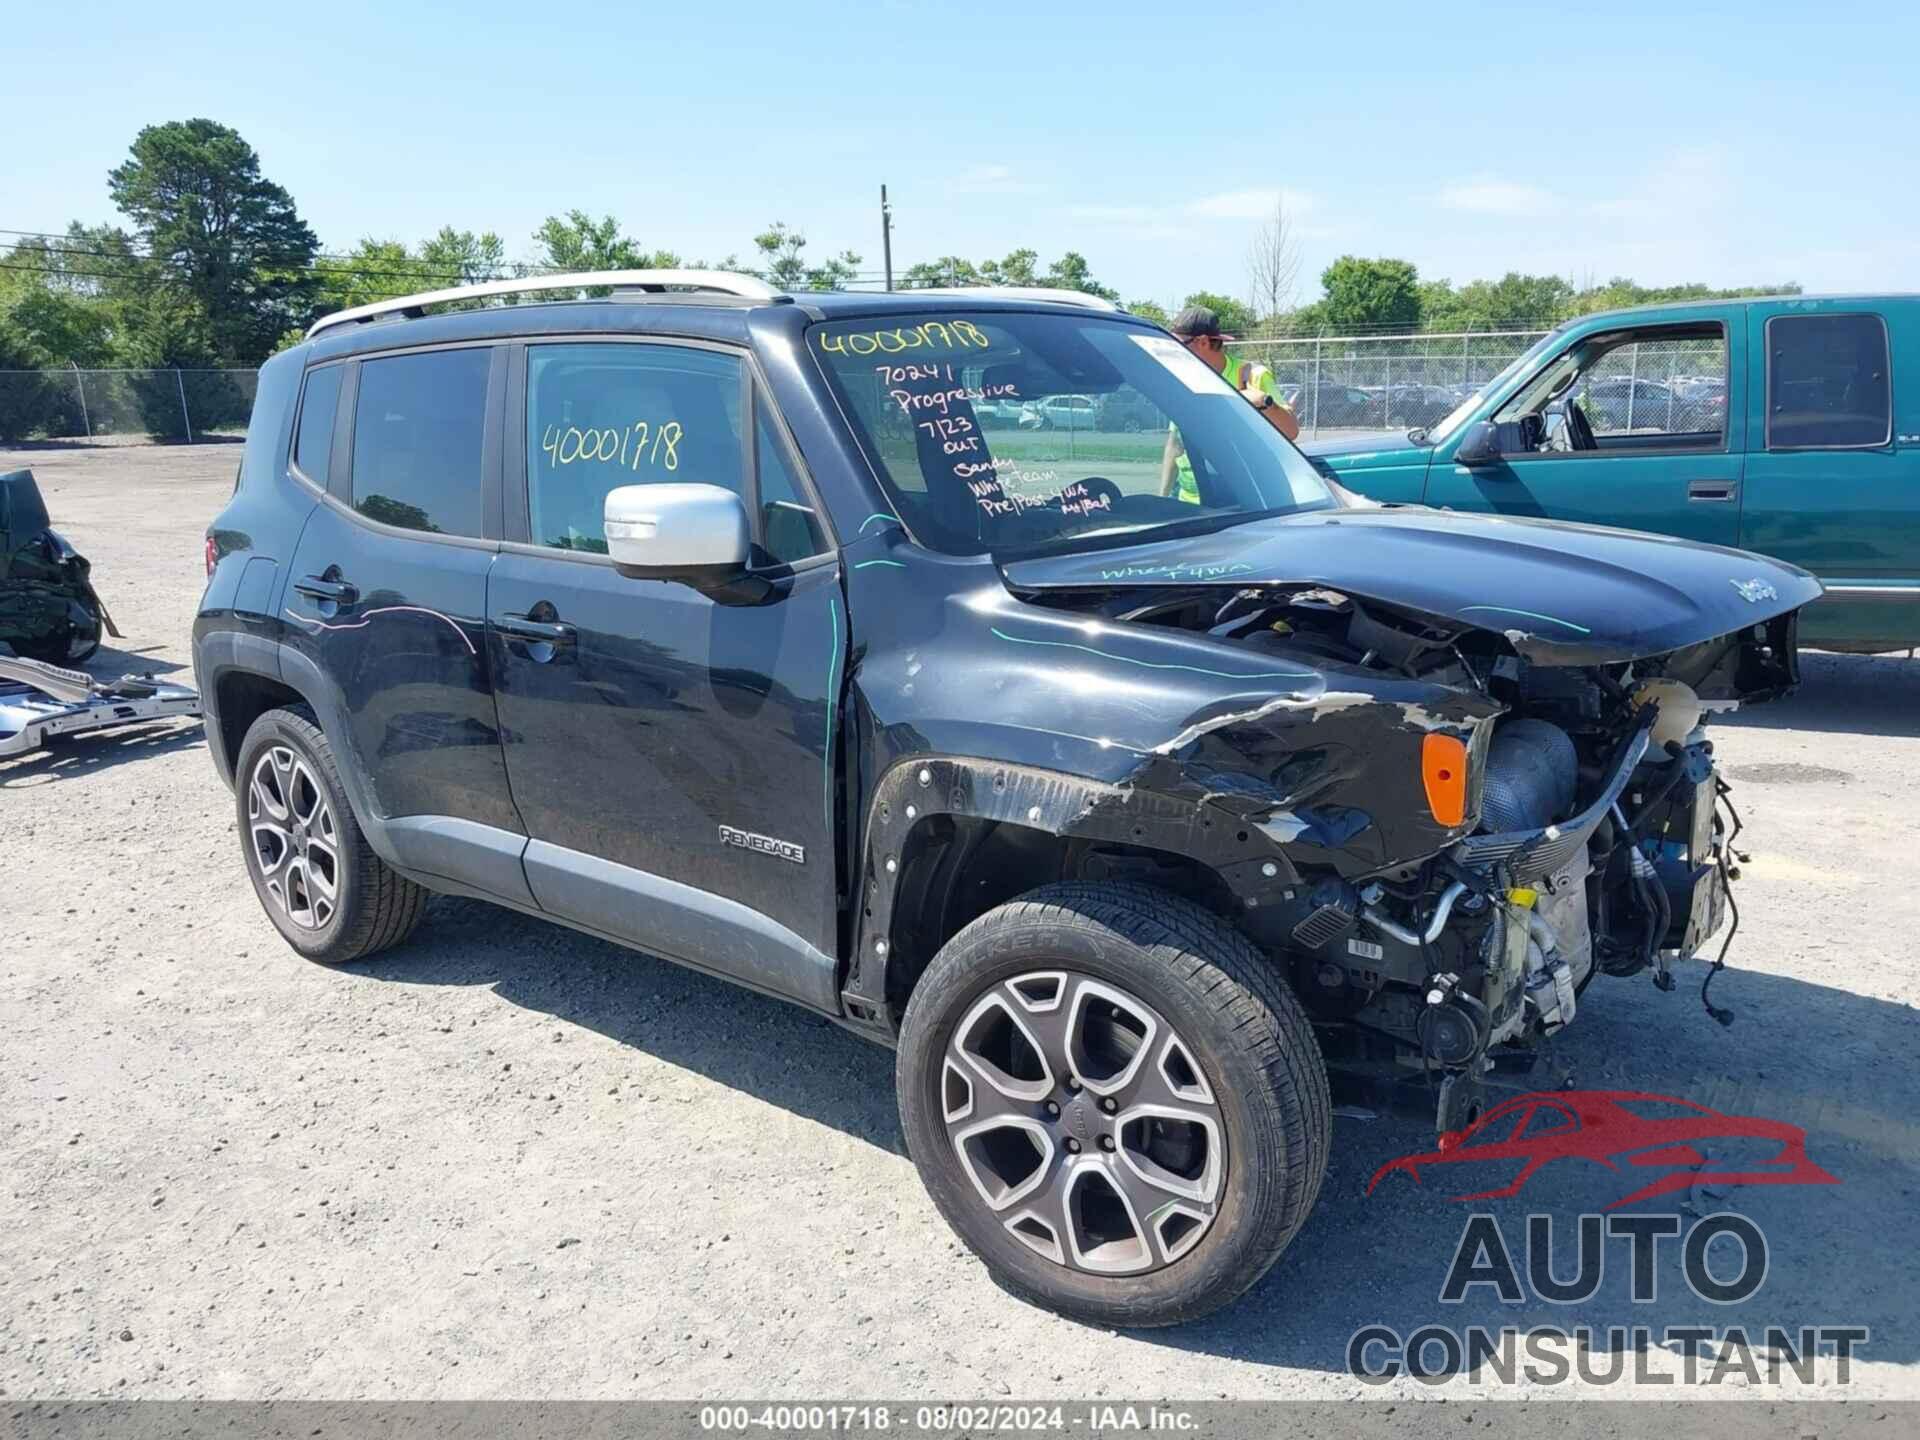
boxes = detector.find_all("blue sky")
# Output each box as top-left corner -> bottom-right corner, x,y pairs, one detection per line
11,1 -> 1918,308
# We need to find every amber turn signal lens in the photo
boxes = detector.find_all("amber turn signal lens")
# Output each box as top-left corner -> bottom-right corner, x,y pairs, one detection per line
1422,733 -> 1469,828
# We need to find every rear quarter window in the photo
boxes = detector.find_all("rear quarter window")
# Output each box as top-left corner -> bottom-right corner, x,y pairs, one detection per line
293,364 -> 344,485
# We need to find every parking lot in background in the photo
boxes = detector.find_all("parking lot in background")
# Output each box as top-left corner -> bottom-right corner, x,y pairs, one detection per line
3,441 -> 1917,1400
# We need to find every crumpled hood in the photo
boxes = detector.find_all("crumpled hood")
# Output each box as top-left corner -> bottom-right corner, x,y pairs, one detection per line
1001,506 -> 1823,665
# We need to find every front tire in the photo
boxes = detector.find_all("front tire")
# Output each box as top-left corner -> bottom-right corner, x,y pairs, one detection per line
897,882 -> 1330,1326
235,706 -> 427,964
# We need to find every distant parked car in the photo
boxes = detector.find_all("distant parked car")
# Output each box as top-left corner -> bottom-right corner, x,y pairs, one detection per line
1671,375 -> 1729,423
1019,394 -> 1099,430
1300,384 -> 1381,429
973,396 -> 1028,425
1378,383 -> 1458,427
1577,376 -> 1678,432
1096,391 -> 1160,432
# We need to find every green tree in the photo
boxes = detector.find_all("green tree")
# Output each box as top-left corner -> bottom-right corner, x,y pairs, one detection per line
1569,276 -> 1800,316
900,256 -> 980,288
533,210 -> 678,272
0,234 -> 123,366
753,222 -> 861,290
896,247 -> 1112,298
1180,290 -> 1258,336
1042,251 -> 1118,301
1126,299 -> 1171,326
1318,256 -> 1422,333
312,238 -> 416,314
979,248 -> 1039,286
107,119 -> 319,365
418,226 -> 508,288
1420,272 -> 1576,331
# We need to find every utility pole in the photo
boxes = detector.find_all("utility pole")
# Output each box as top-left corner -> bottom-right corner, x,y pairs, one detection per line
881,184 -> 894,291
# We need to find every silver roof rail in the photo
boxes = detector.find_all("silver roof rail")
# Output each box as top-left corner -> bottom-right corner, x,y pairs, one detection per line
905,285 -> 1122,313
307,269 -> 781,339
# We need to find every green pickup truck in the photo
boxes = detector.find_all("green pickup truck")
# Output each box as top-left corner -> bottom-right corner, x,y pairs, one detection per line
1301,295 -> 1917,652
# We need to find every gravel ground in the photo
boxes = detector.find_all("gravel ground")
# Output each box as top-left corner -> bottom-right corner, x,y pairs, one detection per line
3,442 -> 1916,1402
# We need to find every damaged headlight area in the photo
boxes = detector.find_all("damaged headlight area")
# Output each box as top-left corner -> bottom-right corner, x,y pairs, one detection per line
1042,579 -> 1800,1136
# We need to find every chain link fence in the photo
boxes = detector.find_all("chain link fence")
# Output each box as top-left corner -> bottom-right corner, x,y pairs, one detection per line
1228,329 -> 1728,438
1228,330 -> 1548,435
0,368 -> 259,445
2,333 -> 1729,447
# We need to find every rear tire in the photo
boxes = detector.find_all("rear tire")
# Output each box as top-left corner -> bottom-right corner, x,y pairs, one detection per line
234,706 -> 427,964
897,881 -> 1330,1326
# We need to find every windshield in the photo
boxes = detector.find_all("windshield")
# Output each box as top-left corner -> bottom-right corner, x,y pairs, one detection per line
809,311 -> 1335,557
1426,326 -> 1570,444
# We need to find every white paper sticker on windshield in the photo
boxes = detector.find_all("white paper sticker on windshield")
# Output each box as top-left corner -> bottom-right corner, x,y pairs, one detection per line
1131,333 -> 1225,394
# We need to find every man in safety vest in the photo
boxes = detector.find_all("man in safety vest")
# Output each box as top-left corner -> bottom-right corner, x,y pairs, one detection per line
1159,305 -> 1300,503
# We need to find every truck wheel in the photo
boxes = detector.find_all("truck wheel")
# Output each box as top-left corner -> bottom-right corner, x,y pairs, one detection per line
897,881 -> 1330,1326
235,706 -> 427,965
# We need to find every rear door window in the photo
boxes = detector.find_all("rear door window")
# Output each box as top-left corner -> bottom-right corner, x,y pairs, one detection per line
1767,313 -> 1891,450
350,348 -> 490,536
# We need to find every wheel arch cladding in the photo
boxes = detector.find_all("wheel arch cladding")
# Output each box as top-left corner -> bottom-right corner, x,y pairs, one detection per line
840,756 -> 1302,1037
213,668 -> 307,778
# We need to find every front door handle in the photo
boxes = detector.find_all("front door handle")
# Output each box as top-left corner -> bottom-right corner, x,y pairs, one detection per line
1687,479 -> 1738,503
294,574 -> 358,607
495,612 -> 577,647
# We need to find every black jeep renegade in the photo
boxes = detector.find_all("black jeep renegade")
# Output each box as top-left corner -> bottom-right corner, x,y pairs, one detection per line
195,274 -> 1819,1325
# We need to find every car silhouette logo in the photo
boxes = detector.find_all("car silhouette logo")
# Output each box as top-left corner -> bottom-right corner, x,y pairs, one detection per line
1367,1090 -> 1837,1209
1731,577 -> 1778,604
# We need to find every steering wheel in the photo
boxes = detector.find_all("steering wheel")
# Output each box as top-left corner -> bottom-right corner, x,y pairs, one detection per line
1564,399 -> 1598,452
1070,476 -> 1125,511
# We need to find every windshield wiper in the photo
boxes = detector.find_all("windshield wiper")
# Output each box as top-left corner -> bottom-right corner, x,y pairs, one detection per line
996,506 -> 1307,563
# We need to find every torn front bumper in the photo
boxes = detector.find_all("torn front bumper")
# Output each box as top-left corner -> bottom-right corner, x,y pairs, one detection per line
0,674 -> 202,758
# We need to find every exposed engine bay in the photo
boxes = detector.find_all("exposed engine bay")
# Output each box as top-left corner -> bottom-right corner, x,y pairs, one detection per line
1028,576 -> 1798,1134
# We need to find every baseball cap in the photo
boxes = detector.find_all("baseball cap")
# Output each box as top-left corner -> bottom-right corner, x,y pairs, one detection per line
1170,305 -> 1230,340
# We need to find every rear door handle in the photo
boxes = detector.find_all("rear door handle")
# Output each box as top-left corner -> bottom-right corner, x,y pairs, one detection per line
293,574 -> 358,606
495,612 -> 577,647
1687,479 -> 1738,503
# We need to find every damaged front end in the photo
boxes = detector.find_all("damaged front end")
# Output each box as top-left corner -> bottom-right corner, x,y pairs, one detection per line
994,509 -> 1818,1134
1,468 -> 119,665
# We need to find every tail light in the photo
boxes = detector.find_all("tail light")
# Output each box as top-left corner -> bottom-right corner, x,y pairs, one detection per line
1422,733 -> 1469,828
204,535 -> 217,577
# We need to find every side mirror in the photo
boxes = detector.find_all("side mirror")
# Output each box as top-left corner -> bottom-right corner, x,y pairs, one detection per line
605,483 -> 764,601
1453,420 -> 1501,468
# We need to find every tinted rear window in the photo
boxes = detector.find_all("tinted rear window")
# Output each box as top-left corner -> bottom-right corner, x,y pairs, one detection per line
294,364 -> 344,483
1767,313 -> 1891,449
351,348 -> 490,535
